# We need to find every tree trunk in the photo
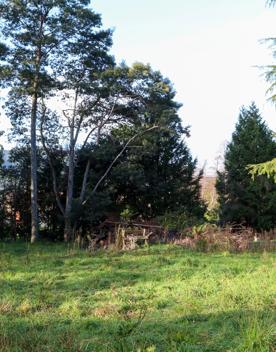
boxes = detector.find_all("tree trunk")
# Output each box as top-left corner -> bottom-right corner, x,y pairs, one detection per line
79,158 -> 91,203
30,90 -> 39,243
64,143 -> 75,242
63,92 -> 78,241
30,15 -> 44,243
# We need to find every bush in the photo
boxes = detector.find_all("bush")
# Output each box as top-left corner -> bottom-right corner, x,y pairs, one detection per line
157,211 -> 203,233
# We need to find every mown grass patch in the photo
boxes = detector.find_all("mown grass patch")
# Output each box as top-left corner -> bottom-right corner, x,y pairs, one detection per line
0,242 -> 275,351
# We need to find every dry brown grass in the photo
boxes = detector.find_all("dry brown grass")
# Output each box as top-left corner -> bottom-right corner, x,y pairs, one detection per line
0,301 -> 13,315
175,225 -> 276,252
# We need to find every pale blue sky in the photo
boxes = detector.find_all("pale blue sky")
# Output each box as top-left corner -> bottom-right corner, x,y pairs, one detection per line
92,0 -> 276,173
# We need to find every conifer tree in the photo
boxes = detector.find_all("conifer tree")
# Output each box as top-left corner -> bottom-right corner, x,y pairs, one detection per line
216,103 -> 276,230
78,63 -> 205,225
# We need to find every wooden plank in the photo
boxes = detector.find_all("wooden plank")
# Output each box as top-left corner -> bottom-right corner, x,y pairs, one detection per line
103,220 -> 163,229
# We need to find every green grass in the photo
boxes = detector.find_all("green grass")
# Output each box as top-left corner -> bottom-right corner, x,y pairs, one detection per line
0,242 -> 275,351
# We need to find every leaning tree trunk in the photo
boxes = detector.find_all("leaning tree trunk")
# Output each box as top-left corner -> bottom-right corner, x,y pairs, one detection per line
30,89 -> 39,243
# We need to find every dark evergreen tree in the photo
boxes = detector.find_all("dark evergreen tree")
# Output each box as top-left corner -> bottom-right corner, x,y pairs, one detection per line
216,103 -> 276,230
75,63 -> 205,230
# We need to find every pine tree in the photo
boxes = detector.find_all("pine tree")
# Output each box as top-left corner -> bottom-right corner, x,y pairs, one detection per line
216,103 -> 276,230
0,0 -> 112,242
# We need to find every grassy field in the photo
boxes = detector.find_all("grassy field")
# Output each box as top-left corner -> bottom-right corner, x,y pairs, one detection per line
0,242 -> 275,352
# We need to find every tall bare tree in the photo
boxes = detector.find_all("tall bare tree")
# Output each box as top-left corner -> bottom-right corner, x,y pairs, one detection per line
0,0 -> 112,242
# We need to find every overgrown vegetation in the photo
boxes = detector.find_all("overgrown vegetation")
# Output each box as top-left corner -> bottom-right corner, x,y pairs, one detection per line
0,242 -> 275,352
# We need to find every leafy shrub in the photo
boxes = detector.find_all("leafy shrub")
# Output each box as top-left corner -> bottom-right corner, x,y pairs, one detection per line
157,211 -> 203,233
204,207 -> 219,223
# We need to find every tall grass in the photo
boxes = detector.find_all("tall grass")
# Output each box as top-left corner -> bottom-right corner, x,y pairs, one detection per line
0,242 -> 275,351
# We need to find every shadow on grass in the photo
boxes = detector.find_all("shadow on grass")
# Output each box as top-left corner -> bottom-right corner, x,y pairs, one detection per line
0,243 -> 274,302
0,309 -> 275,352
0,243 -> 275,351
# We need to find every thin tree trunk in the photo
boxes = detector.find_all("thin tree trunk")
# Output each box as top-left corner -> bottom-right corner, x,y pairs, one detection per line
30,89 -> 39,243
71,158 -> 90,235
80,158 -> 91,204
71,125 -> 100,235
40,107 -> 65,216
64,91 -> 78,242
64,141 -> 74,242
30,14 -> 44,243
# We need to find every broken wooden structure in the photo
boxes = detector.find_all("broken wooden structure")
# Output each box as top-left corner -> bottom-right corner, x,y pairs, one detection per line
87,220 -> 164,251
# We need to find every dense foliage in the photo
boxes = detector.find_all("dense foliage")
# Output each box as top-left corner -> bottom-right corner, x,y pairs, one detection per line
216,103 -> 276,230
73,64 -> 205,231
0,0 -> 205,241
0,61 -> 204,240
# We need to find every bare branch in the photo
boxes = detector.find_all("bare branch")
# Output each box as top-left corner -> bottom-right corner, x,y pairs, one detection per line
77,97 -> 119,155
82,125 -> 158,205
79,126 -> 98,153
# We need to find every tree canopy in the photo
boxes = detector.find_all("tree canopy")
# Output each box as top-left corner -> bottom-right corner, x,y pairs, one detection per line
216,103 -> 276,230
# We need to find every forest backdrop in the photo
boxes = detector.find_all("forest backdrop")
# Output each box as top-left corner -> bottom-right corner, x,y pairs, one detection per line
0,0 -> 275,243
